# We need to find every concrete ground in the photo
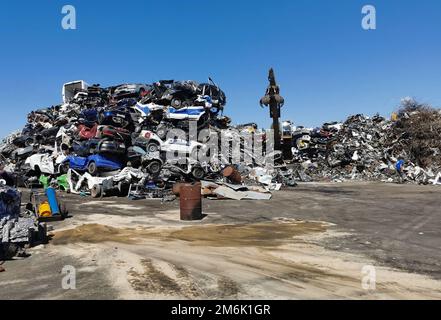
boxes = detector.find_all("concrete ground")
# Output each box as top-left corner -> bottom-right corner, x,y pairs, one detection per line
1,182 -> 441,299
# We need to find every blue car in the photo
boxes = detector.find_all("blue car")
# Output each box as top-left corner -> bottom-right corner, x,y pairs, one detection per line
98,107 -> 134,129
61,154 -> 123,176
79,108 -> 99,123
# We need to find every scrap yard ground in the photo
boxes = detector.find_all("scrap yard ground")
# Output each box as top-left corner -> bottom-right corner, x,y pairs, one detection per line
1,182 -> 441,299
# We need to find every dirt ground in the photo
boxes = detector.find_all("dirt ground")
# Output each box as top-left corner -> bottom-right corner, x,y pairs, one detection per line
1,182 -> 441,300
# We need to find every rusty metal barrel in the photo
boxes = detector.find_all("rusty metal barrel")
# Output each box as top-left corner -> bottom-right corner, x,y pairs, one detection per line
223,166 -> 242,184
179,182 -> 202,221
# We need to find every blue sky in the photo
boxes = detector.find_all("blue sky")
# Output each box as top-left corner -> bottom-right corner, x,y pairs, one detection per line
0,0 -> 440,137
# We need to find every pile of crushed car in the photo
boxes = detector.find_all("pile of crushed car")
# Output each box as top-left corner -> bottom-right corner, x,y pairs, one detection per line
288,98 -> 441,185
0,79 -> 295,203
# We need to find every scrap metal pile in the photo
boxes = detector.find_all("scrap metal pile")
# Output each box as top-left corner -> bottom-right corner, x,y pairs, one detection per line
1,78 -> 439,197
0,182 -> 46,260
0,79 -> 293,201
290,98 -> 441,185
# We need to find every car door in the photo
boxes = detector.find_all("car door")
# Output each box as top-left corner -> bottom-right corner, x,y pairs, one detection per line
164,138 -> 189,154
69,156 -> 88,170
39,154 -> 55,174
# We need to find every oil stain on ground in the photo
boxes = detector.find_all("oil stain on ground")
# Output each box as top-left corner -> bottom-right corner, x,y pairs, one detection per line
51,220 -> 327,247
168,221 -> 327,247
51,224 -> 141,245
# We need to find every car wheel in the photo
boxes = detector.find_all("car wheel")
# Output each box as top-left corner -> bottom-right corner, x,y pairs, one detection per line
171,98 -> 183,109
192,166 -> 205,180
91,184 -> 102,198
147,142 -> 159,153
147,161 -> 162,175
88,161 -> 98,175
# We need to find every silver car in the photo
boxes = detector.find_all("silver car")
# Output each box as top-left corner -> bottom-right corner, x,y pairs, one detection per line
113,84 -> 152,100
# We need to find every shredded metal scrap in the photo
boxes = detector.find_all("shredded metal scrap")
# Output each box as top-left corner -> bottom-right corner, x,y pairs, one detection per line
291,99 -> 441,185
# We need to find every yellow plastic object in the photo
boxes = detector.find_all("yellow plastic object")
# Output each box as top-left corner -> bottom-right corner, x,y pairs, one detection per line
38,201 -> 52,217
391,112 -> 398,122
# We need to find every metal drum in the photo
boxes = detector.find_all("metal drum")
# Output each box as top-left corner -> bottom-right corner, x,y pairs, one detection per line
222,166 -> 242,184
179,182 -> 202,221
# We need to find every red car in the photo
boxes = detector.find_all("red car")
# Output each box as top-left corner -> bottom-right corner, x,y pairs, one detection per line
76,124 -> 130,142
77,123 -> 98,140
95,125 -> 131,142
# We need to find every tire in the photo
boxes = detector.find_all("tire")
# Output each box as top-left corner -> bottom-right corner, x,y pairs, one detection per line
171,98 -> 183,109
192,166 -> 205,180
91,184 -> 102,198
147,142 -> 159,153
146,160 -> 162,175
87,161 -> 98,175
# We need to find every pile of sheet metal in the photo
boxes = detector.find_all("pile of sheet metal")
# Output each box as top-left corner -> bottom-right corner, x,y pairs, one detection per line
0,79 -> 294,200
290,99 -> 441,185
